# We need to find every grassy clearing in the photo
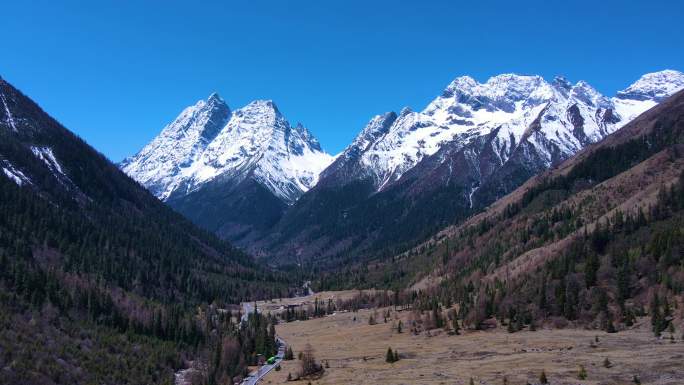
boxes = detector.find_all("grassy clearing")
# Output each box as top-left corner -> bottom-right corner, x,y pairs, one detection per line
262,305 -> 683,385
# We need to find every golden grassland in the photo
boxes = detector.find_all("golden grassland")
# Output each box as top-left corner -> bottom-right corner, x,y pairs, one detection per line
261,305 -> 683,385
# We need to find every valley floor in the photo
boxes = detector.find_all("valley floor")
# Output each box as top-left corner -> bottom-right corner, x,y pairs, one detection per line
262,304 -> 683,385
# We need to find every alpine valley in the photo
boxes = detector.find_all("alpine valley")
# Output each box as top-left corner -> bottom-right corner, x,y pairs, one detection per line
6,2 -> 684,383
3,67 -> 684,384
123,70 -> 684,271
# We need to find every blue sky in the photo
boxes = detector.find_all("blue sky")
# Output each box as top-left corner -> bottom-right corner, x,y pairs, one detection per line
3,0 -> 683,161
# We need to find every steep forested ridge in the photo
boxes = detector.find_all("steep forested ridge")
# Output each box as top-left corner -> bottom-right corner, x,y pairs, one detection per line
0,77 -> 288,384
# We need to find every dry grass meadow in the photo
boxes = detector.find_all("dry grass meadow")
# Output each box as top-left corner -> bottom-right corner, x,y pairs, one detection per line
260,305 -> 683,385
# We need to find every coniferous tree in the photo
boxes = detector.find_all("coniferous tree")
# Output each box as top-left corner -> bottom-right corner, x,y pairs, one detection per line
386,347 -> 395,363
284,346 -> 294,360
651,293 -> 665,336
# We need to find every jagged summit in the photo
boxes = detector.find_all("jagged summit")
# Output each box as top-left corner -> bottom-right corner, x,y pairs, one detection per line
120,94 -> 232,199
443,75 -> 478,94
329,70 -> 684,193
206,92 -> 223,102
239,99 -> 280,114
121,94 -> 333,204
570,80 -> 612,109
552,76 -> 572,90
444,74 -> 551,105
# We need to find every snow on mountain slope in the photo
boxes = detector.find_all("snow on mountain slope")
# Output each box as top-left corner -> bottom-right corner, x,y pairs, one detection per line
31,146 -> 65,176
613,70 -> 684,122
122,95 -> 333,204
120,93 -> 231,199
333,70 -> 684,191
1,93 -> 18,132
1,160 -> 31,186
615,69 -> 684,102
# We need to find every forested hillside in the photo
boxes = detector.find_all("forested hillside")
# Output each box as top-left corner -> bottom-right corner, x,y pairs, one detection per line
0,77 -> 289,384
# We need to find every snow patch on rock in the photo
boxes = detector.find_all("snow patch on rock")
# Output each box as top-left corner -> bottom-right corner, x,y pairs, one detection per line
31,146 -> 64,176
1,160 -> 31,186
1,93 -> 17,132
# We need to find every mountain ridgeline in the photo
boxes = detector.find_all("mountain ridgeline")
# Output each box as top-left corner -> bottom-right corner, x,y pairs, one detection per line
0,77 -> 290,384
265,71 -> 684,270
122,70 -> 684,272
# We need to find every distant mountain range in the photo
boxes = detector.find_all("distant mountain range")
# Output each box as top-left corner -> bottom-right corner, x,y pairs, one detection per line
121,70 -> 684,268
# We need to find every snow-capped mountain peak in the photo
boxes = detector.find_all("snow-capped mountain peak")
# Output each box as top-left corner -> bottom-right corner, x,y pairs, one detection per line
342,112 -> 397,160
120,93 -> 231,199
207,92 -> 222,102
239,99 -> 279,116
570,80 -> 612,109
552,76 -> 573,91
616,69 -> 684,102
611,70 -> 684,124
442,75 -> 478,96
442,74 -> 552,108
122,94 -> 333,204
479,73 -> 547,98
335,70 -> 684,193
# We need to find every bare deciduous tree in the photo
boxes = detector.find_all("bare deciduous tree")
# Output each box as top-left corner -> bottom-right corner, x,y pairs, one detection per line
299,343 -> 321,377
